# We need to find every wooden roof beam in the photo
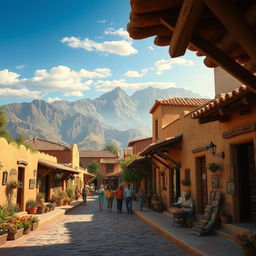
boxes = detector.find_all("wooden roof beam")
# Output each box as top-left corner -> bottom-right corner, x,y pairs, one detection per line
161,18 -> 256,93
204,0 -> 256,64
170,0 -> 204,57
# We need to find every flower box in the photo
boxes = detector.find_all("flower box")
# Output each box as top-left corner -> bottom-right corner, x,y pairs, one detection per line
0,233 -> 8,245
31,222 -> 38,231
7,228 -> 24,240
23,226 -> 31,234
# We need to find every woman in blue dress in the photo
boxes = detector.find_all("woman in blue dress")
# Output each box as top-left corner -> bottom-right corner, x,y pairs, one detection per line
97,184 -> 105,211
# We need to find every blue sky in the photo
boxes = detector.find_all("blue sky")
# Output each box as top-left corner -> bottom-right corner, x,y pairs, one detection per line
0,0 -> 214,105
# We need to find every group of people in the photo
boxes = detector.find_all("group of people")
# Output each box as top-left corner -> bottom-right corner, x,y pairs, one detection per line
96,184 -> 145,214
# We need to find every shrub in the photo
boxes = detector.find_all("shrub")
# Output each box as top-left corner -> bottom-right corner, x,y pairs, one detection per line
207,162 -> 220,172
5,203 -> 20,216
26,199 -> 37,209
66,188 -> 75,200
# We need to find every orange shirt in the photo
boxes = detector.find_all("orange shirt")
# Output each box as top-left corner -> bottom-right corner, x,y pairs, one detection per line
115,188 -> 124,200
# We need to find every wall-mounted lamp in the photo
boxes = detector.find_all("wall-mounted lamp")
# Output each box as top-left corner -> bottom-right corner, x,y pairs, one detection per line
207,141 -> 225,159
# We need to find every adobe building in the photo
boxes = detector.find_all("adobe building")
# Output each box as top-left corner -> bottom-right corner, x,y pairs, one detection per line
26,137 -> 94,201
79,150 -> 121,188
0,137 -> 72,211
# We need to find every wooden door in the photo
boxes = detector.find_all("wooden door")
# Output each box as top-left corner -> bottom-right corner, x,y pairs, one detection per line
17,167 -> 24,211
197,156 -> 208,213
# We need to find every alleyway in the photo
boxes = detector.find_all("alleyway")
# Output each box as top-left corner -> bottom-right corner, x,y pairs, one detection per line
0,198 -> 187,256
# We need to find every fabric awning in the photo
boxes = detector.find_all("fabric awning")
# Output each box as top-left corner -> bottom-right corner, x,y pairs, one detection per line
38,159 -> 79,174
140,134 -> 182,156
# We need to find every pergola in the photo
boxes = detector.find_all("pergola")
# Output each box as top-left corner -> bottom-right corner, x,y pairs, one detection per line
128,0 -> 256,93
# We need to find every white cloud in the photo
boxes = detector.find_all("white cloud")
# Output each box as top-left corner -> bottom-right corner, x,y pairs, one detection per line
61,36 -> 137,56
154,58 -> 194,75
0,88 -> 41,98
46,97 -> 62,103
97,20 -> 106,23
124,68 -> 148,78
148,46 -> 154,51
104,28 -> 130,40
63,91 -> 83,97
16,64 -> 27,70
0,69 -> 21,86
95,79 -> 175,92
0,66 -> 112,93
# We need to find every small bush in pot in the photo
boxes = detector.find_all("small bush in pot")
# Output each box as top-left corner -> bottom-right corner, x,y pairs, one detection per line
37,205 -> 45,214
26,199 -> 37,214
207,162 -> 220,172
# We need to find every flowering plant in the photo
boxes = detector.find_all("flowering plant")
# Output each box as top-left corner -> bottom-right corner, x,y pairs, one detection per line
27,216 -> 39,223
236,230 -> 256,248
4,222 -> 18,234
17,216 -> 31,230
0,223 -> 8,235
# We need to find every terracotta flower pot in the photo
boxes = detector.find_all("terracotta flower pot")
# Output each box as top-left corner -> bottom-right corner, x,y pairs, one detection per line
0,233 -> 8,245
7,228 -> 24,240
28,207 -> 37,214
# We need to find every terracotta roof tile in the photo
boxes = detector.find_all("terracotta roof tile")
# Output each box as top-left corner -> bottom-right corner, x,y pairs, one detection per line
191,85 -> 248,119
128,137 -> 152,146
150,97 -> 211,113
26,137 -> 71,151
79,150 -> 118,158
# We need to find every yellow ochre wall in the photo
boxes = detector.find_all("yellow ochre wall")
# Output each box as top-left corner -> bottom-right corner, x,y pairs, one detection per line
151,104 -> 256,221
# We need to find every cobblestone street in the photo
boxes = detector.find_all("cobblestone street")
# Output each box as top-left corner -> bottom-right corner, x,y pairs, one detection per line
0,198 -> 187,256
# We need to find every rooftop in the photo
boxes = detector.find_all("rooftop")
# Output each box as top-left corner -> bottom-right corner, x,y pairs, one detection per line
150,97 -> 211,113
128,137 -> 152,147
26,137 -> 71,151
128,0 -> 256,93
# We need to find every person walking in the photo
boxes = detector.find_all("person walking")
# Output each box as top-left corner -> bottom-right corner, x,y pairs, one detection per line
138,187 -> 145,211
105,185 -> 114,212
82,185 -> 88,205
124,184 -> 134,214
97,184 -> 105,211
115,184 -> 124,213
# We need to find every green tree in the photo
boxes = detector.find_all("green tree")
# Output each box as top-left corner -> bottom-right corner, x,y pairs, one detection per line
120,155 -> 142,183
103,143 -> 119,155
0,107 -> 10,140
87,160 -> 100,176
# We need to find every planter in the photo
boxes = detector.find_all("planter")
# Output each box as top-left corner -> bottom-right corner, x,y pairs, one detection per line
23,227 -> 31,234
7,228 -> 24,240
220,215 -> 232,223
242,245 -> 256,256
37,206 -> 45,214
28,207 -> 37,214
31,222 -> 39,231
63,202 -> 68,206
0,233 -> 8,245
56,198 -> 63,206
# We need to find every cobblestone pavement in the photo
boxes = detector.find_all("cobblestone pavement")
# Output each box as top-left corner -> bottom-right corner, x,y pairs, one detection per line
0,198 -> 188,256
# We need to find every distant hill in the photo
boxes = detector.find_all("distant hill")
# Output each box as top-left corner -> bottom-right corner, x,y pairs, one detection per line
3,86 -> 206,149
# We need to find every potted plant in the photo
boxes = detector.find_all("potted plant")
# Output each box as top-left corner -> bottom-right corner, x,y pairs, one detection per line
26,199 -> 37,214
7,180 -> 18,189
181,179 -> 191,186
37,205 -> 45,214
220,213 -> 232,223
17,216 -> 31,234
6,219 -> 24,240
236,230 -> 256,256
56,191 -> 66,206
28,216 -> 39,231
207,162 -> 220,172
0,223 -> 8,245
63,198 -> 69,206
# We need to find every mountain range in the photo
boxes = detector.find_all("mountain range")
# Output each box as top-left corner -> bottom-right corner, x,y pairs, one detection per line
3,86 -> 204,150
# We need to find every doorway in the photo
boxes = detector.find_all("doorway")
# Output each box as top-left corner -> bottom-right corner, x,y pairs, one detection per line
196,156 -> 208,213
39,175 -> 49,201
236,141 -> 256,222
169,168 -> 181,205
16,167 -> 25,211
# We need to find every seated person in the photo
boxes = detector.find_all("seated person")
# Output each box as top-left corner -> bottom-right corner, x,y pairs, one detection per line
176,191 -> 194,226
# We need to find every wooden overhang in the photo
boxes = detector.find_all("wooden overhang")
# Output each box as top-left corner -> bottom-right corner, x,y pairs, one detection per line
139,134 -> 182,168
38,159 -> 79,175
191,85 -> 256,124
128,0 -> 256,93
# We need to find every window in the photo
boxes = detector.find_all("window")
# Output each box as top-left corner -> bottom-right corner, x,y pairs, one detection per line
155,119 -> 158,139
106,164 -> 114,172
